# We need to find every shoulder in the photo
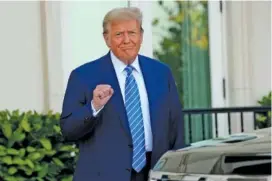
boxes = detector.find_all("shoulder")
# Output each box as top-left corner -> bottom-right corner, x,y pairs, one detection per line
138,54 -> 172,74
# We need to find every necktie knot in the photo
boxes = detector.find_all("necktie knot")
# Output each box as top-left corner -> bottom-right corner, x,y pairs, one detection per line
124,65 -> 133,76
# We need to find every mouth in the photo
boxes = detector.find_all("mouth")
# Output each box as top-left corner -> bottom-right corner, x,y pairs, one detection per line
120,47 -> 134,50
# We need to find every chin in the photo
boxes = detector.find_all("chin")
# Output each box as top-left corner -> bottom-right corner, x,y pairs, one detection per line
125,54 -> 137,60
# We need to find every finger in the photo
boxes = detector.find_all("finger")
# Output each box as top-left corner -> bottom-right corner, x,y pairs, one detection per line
96,84 -> 111,90
105,88 -> 114,99
107,87 -> 114,96
95,91 -> 105,99
93,86 -> 113,101
102,96 -> 111,104
100,89 -> 113,99
109,88 -> 114,95
102,88 -> 112,96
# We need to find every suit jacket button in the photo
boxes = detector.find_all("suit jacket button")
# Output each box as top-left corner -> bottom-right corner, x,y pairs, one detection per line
126,168 -> 131,172
128,144 -> 133,148
84,117 -> 89,123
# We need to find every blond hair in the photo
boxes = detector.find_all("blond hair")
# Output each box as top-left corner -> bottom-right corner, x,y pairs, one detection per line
102,7 -> 143,34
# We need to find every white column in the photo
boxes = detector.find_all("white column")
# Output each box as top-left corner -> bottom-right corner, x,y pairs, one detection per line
208,1 -> 229,137
225,1 -> 254,108
129,1 -> 153,58
0,1 -> 46,112
225,1 -> 271,132
43,1 -> 65,112
250,1 -> 271,101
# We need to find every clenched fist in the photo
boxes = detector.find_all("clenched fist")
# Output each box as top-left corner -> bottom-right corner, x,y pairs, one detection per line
92,84 -> 114,111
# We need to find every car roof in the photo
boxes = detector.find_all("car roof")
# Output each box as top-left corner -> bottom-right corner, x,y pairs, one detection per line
169,128 -> 271,156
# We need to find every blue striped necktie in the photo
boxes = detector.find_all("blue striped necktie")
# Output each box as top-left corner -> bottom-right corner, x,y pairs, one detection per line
124,65 -> 146,172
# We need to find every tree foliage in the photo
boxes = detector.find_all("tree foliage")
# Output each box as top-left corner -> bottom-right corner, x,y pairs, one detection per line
153,0 -> 209,103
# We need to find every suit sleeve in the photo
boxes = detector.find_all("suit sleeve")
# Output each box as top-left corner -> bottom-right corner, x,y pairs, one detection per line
167,69 -> 185,150
60,70 -> 100,141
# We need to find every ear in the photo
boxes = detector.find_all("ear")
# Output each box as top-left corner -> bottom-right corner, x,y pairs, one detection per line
140,31 -> 144,44
103,33 -> 111,48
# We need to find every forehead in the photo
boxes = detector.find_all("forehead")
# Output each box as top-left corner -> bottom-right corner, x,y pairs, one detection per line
109,20 -> 140,31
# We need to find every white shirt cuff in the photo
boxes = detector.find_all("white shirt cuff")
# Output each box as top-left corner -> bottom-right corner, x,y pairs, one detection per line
91,100 -> 104,117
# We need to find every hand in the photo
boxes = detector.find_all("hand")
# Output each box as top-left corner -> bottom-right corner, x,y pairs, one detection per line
92,84 -> 114,111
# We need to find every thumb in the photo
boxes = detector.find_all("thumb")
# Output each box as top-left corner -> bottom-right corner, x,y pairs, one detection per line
102,95 -> 111,105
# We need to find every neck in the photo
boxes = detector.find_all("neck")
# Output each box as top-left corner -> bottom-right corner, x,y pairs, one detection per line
121,58 -> 135,65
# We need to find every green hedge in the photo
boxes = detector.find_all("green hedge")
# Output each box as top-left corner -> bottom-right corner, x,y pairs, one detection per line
0,110 -> 78,181
257,91 -> 271,128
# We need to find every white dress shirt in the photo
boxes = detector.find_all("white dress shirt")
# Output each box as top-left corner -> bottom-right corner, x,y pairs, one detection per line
92,51 -> 153,151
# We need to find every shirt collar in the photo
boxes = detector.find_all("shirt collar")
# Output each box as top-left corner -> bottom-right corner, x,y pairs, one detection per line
110,51 -> 141,74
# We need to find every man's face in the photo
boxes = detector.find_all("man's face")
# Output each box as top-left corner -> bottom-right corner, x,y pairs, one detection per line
103,20 -> 143,64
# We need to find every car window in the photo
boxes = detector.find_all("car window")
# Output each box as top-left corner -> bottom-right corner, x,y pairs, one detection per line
153,154 -> 183,172
154,153 -> 222,174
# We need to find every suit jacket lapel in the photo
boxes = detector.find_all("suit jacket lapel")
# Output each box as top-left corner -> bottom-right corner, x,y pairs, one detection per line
101,53 -> 131,139
138,55 -> 158,139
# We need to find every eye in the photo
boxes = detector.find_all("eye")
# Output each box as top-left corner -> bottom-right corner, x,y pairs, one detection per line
128,31 -> 136,35
115,32 -> 122,37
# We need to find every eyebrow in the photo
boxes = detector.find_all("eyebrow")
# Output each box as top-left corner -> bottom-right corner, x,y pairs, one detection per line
115,29 -> 138,33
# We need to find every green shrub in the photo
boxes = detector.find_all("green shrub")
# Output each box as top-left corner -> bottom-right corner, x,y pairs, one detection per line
256,92 -> 271,129
0,110 -> 78,181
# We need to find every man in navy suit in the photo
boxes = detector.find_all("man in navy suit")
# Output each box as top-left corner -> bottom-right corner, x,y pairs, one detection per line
60,7 -> 185,181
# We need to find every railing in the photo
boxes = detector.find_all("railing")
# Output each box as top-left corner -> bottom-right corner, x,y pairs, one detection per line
183,106 -> 271,143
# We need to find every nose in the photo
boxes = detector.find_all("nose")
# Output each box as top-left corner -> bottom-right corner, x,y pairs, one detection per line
123,32 -> 130,44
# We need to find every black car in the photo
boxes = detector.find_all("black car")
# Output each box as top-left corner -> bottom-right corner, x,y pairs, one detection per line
149,128 -> 271,181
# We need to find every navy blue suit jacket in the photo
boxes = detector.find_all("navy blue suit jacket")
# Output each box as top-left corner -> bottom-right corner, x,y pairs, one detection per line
60,52 -> 185,181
